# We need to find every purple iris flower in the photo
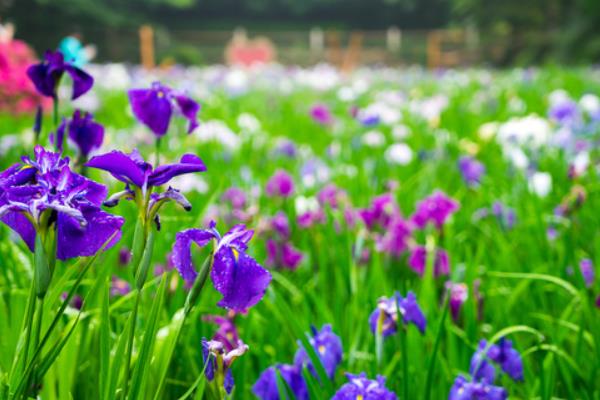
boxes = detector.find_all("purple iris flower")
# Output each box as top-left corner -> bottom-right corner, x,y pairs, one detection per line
376,217 -> 412,258
470,339 -> 523,383
270,212 -> 291,239
411,191 -> 459,230
369,291 -> 426,336
27,50 -> 93,100
580,258 -> 594,287
469,341 -> 497,384
548,100 -> 580,127
128,81 -> 200,136
266,239 -> 304,270
0,146 -> 123,260
458,156 -> 485,187
359,193 -> 400,230
55,110 -> 104,158
449,375 -> 507,400
294,324 -> 343,379
408,246 -> 450,277
171,222 -> 272,312
266,170 -> 295,198
201,337 -> 248,395
332,373 -> 397,400
446,282 -> 468,322
221,187 -> 247,210
487,338 -> 524,381
310,104 -> 333,125
253,364 -> 309,400
203,314 -> 240,352
110,276 -> 131,297
491,202 -> 516,230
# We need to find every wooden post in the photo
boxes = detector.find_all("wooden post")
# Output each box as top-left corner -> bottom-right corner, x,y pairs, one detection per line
326,30 -> 342,67
139,25 -> 155,69
309,27 -> 324,54
341,31 -> 363,73
427,30 -> 441,69
386,26 -> 401,52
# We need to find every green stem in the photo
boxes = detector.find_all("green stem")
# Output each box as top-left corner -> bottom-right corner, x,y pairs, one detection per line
155,138 -> 161,165
400,327 -> 409,400
53,98 -> 59,128
423,295 -> 449,400
10,280 -> 36,386
122,289 -> 141,399
29,297 -> 45,396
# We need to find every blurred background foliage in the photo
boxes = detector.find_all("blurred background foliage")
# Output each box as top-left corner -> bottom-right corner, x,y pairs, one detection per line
0,0 -> 599,65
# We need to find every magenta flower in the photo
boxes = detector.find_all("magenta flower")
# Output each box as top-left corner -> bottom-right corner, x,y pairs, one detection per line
266,239 -> 304,270
332,373 -> 397,400
171,222 -> 272,312
447,282 -> 468,321
110,276 -> 131,297
411,191 -> 459,229
221,187 -> 247,210
359,193 -> 400,230
376,217 -> 412,257
27,50 -> 93,100
265,170 -> 294,198
128,81 -> 199,136
310,103 -> 333,125
408,246 -> 450,277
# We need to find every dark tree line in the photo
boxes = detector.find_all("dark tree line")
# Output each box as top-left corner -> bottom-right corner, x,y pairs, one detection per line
1,0 -> 598,64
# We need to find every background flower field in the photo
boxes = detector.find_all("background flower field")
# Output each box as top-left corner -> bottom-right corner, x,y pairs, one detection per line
1,64 -> 600,399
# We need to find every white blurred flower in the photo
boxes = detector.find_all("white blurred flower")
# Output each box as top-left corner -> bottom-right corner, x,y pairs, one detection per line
195,120 -> 240,149
224,68 -> 249,95
362,130 -> 386,147
358,102 -> 401,125
170,174 -> 208,194
384,143 -> 413,165
549,89 -> 570,105
478,122 -> 498,141
295,196 -> 319,215
506,147 -> 529,170
237,113 -> 261,133
580,94 -> 600,115
497,115 -> 551,149
529,172 -> 552,197
392,124 -> 411,140
337,86 -> 357,102
572,152 -> 590,176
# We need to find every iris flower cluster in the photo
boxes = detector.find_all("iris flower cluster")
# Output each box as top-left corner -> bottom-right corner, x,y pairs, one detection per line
253,324 -> 343,399
369,291 -> 427,337
449,338 -> 524,400
0,146 -> 123,295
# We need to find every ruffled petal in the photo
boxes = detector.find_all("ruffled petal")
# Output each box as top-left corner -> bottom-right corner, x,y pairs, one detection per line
171,228 -> 215,283
174,94 -> 200,133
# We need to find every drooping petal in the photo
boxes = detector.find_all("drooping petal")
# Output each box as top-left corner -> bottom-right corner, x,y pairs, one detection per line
147,154 -> 206,186
56,208 -> 124,260
64,65 -> 94,100
171,228 -> 215,283
398,292 -> 426,334
68,110 -> 104,157
1,211 -> 36,252
26,62 -> 59,98
128,87 -> 172,136
253,364 -> 309,400
174,94 -> 200,133
211,247 -> 272,312
86,150 -> 149,187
